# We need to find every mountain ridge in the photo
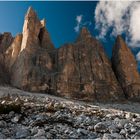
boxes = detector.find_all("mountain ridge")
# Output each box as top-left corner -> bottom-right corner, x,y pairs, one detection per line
0,7 -> 140,102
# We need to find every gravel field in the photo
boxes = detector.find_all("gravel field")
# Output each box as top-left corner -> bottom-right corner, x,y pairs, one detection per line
0,86 -> 140,139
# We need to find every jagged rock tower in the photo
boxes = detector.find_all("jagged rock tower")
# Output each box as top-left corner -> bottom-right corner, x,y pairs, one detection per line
56,28 -> 124,101
112,35 -> 140,101
1,7 -> 140,102
4,7 -> 55,92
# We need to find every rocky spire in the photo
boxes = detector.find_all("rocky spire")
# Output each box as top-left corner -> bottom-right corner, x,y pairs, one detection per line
76,27 -> 92,42
40,19 -> 46,28
20,7 -> 41,52
56,29 -> 124,102
10,7 -> 54,92
20,7 -> 54,52
39,19 -> 54,50
112,35 -> 140,101
2,6 -> 140,102
112,35 -> 129,54
26,6 -> 37,19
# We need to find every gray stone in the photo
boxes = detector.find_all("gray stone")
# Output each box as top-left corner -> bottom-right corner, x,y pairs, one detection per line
103,133 -> 122,139
102,133 -> 113,139
0,120 -> 7,128
132,130 -> 140,139
45,132 -> 53,139
9,111 -> 15,118
94,122 -> 108,133
35,114 -> 47,121
11,115 -> 20,123
16,128 -> 30,138
88,125 -> 94,131
125,112 -> 133,119
113,118 -> 128,129
108,124 -> 119,133
31,127 -> 38,135
120,129 -> 126,135
77,128 -> 87,135
130,127 -> 137,134
124,123 -> 133,132
34,129 -> 45,137
110,133 -> 123,139
88,132 -> 98,139
0,133 -> 6,139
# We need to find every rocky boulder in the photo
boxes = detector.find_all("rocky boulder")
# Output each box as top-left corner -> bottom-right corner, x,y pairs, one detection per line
112,35 -> 140,101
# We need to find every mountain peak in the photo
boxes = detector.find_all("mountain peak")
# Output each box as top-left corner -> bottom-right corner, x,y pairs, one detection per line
80,27 -> 91,37
76,27 -> 92,42
26,6 -> 37,18
112,34 -> 140,100
40,19 -> 46,28
116,35 -> 124,42
115,35 -> 127,51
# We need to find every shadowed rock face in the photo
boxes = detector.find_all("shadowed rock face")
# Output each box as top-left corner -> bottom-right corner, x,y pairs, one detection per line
39,19 -> 54,50
0,32 -> 13,67
55,28 -> 124,102
0,33 -> 13,84
112,35 -> 140,101
4,34 -> 22,71
0,32 -> 13,53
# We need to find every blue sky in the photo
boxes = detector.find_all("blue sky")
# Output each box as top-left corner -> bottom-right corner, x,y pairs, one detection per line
0,1 -> 140,65
0,1 -> 114,57
0,2 -> 97,46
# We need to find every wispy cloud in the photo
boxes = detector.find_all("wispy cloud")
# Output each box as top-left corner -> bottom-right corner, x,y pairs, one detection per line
74,15 -> 91,32
136,52 -> 140,61
74,15 -> 83,32
94,1 -> 140,47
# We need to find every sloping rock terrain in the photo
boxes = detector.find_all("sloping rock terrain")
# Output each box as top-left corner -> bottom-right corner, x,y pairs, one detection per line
0,86 -> 140,139
0,7 -> 140,102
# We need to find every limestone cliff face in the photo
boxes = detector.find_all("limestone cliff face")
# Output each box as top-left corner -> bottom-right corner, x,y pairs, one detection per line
5,34 -> 22,71
11,7 -> 54,92
1,7 -> 140,102
0,32 -> 13,70
55,28 -> 124,102
39,19 -> 54,50
20,7 -> 41,52
0,32 -> 13,84
0,32 -> 13,53
112,35 -> 140,101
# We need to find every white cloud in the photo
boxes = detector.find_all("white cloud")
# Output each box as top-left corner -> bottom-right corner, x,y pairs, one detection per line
74,15 -> 83,32
74,15 -> 91,32
76,15 -> 83,24
129,4 -> 140,45
136,52 -> 140,61
95,1 -> 140,47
